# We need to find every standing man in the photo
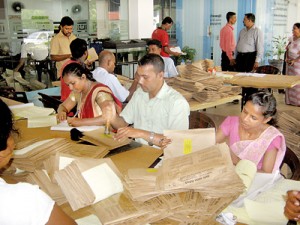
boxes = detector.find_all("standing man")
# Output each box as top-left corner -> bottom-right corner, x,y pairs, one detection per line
147,39 -> 178,77
152,17 -> 181,58
92,50 -> 139,103
102,54 -> 190,148
50,16 -> 76,79
220,12 -> 237,71
236,13 -> 264,72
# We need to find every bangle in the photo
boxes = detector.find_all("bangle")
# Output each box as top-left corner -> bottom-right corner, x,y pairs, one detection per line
148,132 -> 155,146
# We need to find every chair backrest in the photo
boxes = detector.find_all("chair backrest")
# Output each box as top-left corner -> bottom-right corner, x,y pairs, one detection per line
280,147 -> 300,180
255,65 -> 281,74
38,92 -> 62,112
189,111 -> 216,129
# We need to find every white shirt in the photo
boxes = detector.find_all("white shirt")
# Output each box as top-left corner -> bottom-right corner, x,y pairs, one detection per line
162,57 -> 178,77
120,82 -> 190,145
236,25 -> 264,63
92,67 -> 129,102
0,178 -> 54,225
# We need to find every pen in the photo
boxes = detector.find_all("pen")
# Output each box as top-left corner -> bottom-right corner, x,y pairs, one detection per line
104,120 -> 110,135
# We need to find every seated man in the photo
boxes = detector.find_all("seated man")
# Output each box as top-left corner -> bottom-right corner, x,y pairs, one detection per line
147,39 -> 178,78
92,50 -> 139,103
102,53 -> 190,148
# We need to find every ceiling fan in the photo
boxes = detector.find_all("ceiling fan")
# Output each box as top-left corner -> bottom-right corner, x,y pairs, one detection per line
71,4 -> 82,14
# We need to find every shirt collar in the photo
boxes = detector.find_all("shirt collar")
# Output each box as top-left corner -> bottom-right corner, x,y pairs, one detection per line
153,81 -> 168,99
227,23 -> 234,30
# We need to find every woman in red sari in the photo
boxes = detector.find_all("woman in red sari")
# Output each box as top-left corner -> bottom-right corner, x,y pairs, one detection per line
57,62 -> 122,127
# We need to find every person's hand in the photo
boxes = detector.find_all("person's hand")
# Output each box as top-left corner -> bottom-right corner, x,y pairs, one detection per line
229,59 -> 236,66
66,117 -> 81,127
284,190 -> 300,221
253,62 -> 259,70
158,136 -> 172,149
57,111 -> 67,122
114,127 -> 141,141
287,59 -> 295,66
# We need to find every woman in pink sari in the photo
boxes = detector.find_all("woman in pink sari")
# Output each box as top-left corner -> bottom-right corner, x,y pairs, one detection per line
57,63 -> 122,127
216,92 -> 286,173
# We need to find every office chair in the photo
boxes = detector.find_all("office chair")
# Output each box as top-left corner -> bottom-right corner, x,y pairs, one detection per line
280,147 -> 300,180
241,65 -> 281,110
189,111 -> 216,129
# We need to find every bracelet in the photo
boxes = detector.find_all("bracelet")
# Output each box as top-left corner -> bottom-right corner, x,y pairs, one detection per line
148,132 -> 155,146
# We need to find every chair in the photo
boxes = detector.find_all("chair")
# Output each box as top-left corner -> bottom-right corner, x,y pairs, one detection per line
280,147 -> 300,180
241,65 -> 281,110
189,111 -> 216,129
38,92 -> 62,112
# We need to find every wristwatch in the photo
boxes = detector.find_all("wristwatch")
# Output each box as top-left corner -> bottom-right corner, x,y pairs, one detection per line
148,132 -> 155,146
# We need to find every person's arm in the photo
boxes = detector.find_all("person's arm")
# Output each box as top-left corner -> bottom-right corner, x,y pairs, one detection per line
14,58 -> 26,72
125,73 -> 140,102
50,54 -> 72,62
114,127 -> 171,149
285,190 -> 300,221
259,148 -> 278,173
46,204 -> 77,225
57,93 -> 77,121
163,46 -> 181,57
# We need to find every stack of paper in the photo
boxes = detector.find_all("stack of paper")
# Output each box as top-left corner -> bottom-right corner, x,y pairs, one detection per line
172,77 -> 205,92
80,127 -> 132,151
54,158 -> 124,211
12,138 -> 72,171
9,103 -> 55,120
50,121 -> 102,132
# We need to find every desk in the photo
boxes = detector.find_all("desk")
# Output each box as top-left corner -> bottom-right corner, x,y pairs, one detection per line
189,95 -> 241,111
224,74 -> 300,88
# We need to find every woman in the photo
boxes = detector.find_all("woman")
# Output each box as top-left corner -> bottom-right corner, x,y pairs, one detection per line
57,63 -> 122,127
285,23 -> 300,106
0,99 -> 76,224
216,92 -> 286,173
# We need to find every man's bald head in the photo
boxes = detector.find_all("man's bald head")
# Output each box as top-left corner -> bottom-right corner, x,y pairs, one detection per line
98,50 -> 116,73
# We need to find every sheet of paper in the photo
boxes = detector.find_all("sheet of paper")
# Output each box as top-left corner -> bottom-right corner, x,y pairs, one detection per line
10,104 -> 55,119
85,47 -> 98,63
59,156 -> 76,170
9,102 -> 34,109
27,115 -> 58,128
14,139 -> 53,155
82,163 -> 123,203
76,214 -> 102,225
50,121 -> 102,132
235,73 -> 266,77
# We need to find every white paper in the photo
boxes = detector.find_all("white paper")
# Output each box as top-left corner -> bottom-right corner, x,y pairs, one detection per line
82,163 -> 123,203
235,73 -> 266,77
59,156 -> 76,170
76,214 -> 102,225
14,139 -> 54,155
9,103 -> 34,109
27,115 -> 58,128
50,121 -> 102,132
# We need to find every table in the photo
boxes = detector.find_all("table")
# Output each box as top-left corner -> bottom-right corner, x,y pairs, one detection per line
188,95 -> 241,111
224,74 -> 300,88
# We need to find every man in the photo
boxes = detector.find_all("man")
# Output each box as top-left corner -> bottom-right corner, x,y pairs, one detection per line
50,16 -> 76,79
236,13 -> 264,72
147,39 -> 178,78
220,12 -> 237,71
103,54 -> 190,147
152,17 -> 181,58
60,38 -> 90,101
92,50 -> 139,103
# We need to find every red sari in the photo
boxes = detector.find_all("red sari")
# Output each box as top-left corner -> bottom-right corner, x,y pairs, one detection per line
79,83 -> 122,119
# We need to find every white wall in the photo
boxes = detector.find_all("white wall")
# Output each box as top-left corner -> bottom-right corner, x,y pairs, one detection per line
128,0 -> 153,39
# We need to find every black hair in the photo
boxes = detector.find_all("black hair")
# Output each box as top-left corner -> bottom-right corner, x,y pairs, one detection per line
138,53 -> 164,73
62,62 -> 96,82
226,12 -> 236,22
246,91 -> 277,125
162,17 -> 173,25
294,23 -> 300,29
70,38 -> 88,60
147,39 -> 162,49
245,13 -> 255,23
0,99 -> 18,151
60,16 -> 74,27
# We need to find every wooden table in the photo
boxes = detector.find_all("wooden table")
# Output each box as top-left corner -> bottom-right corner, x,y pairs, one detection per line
189,95 -> 241,111
224,74 -> 300,88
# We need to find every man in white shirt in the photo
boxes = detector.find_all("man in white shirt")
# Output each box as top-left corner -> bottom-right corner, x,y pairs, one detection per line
102,54 -> 189,148
92,50 -> 139,102
147,39 -> 179,78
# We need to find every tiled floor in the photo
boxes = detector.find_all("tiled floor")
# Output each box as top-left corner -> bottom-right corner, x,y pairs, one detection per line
202,91 -> 300,127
